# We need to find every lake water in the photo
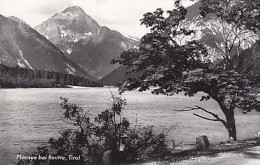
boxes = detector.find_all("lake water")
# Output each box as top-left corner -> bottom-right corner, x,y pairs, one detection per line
0,87 -> 259,164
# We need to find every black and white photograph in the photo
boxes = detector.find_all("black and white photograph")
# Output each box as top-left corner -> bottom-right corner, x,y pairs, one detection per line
0,0 -> 259,164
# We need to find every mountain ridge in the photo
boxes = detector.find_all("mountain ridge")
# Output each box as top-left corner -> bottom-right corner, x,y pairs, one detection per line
0,14 -> 95,81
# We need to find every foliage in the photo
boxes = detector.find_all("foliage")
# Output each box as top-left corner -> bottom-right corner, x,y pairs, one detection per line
200,0 -> 260,70
112,0 -> 260,141
200,0 -> 259,32
113,1 -> 209,94
18,96 -> 172,165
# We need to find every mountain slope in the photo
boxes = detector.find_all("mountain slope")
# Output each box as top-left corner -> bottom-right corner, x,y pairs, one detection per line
234,40 -> 260,76
99,66 -> 127,86
35,6 -> 138,79
0,15 -> 95,80
8,16 -> 28,25
182,1 -> 258,62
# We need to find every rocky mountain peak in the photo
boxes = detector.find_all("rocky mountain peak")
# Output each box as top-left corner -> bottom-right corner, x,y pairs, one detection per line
51,5 -> 96,23
35,5 -> 101,45
61,6 -> 87,17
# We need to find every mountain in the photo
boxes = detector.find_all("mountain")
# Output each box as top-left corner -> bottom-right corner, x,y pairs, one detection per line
35,6 -> 138,79
8,16 -> 28,25
234,40 -> 260,76
182,1 -> 258,62
99,66 -> 127,86
100,65 -> 141,86
0,14 -> 95,81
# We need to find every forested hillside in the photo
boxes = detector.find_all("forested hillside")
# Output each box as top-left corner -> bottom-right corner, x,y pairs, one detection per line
0,64 -> 102,88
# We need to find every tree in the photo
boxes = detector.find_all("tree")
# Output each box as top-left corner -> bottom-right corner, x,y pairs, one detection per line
112,0 -> 260,141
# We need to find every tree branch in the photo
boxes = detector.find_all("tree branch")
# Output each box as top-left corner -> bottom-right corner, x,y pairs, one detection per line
175,106 -> 198,112
177,105 -> 228,128
195,105 -> 228,128
193,113 -> 221,121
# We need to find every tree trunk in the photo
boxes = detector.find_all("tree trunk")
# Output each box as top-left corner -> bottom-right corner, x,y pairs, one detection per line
225,113 -> 237,141
218,101 -> 237,141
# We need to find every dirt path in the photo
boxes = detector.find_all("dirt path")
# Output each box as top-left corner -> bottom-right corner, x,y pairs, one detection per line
133,146 -> 260,165
172,146 -> 260,165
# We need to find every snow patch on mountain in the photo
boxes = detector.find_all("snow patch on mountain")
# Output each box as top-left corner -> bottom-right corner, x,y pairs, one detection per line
17,59 -> 25,68
84,32 -> 93,36
61,30 -> 68,37
66,63 -> 76,74
67,49 -> 72,54
121,41 -> 127,49
18,50 -> 33,69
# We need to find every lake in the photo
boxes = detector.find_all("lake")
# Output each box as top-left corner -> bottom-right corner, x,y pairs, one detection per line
0,87 -> 259,164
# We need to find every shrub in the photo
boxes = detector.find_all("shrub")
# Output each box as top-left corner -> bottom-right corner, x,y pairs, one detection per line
18,95 -> 172,165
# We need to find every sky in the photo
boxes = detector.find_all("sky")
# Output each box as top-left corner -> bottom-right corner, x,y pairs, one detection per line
0,0 -> 196,38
